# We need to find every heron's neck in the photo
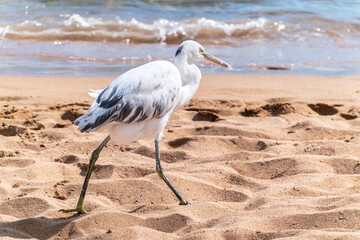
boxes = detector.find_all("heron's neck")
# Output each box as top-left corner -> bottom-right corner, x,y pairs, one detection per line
174,54 -> 201,110
175,53 -> 201,82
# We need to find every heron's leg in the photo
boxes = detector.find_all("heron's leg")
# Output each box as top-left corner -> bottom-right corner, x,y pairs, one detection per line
60,135 -> 111,214
155,140 -> 188,205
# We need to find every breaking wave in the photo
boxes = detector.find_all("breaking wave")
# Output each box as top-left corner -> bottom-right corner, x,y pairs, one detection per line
1,14 -> 288,44
3,13 -> 358,45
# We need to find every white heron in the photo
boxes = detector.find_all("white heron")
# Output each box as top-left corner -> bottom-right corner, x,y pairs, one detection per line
60,40 -> 232,214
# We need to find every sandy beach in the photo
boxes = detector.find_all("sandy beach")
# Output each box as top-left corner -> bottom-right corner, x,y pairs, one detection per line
1,74 -> 360,239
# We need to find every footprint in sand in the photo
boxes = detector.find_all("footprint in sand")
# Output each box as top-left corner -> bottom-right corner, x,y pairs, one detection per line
308,103 -> 338,115
167,137 -> 192,148
118,166 -> 153,178
326,158 -> 360,174
0,197 -> 50,218
193,126 -> 270,138
231,158 -> 298,180
0,158 -> 34,168
192,111 -> 223,122
24,119 -> 45,130
184,107 -> 223,121
0,150 -> 18,158
340,113 -> 357,120
340,106 -> 360,120
77,162 -> 115,179
185,99 -> 242,121
132,145 -> 189,163
144,213 -> 190,233
48,102 -> 90,123
0,105 -> 36,120
241,103 -> 295,117
55,154 -> 79,164
0,125 -> 27,137
61,109 -> 84,123
225,173 -> 264,191
0,106 -> 44,141
308,103 -> 359,120
276,209 -> 360,230
48,102 -> 91,111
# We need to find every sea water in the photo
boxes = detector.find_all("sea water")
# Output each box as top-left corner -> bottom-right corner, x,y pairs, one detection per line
0,0 -> 359,76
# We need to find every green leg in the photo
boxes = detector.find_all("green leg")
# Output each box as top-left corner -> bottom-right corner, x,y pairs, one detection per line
60,135 -> 111,214
155,140 -> 188,205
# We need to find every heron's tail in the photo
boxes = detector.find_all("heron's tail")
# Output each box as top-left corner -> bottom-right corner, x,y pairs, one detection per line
74,106 -> 106,133
74,116 -> 82,127
74,114 -> 94,133
74,89 -> 105,132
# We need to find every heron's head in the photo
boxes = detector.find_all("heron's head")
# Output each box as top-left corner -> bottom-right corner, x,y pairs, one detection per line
175,40 -> 232,69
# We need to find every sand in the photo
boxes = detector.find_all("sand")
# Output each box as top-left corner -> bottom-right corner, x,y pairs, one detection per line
1,74 -> 360,239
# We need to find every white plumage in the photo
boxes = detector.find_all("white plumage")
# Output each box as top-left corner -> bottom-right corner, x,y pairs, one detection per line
61,40 -> 232,214
78,60 -> 182,144
75,40 -> 234,145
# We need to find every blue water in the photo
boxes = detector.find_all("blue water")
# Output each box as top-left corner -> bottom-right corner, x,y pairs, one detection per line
1,0 -> 360,76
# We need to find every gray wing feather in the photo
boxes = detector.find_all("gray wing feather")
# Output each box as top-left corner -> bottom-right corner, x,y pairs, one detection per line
75,61 -> 181,133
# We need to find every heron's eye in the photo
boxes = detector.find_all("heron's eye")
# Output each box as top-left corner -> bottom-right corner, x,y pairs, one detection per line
199,48 -> 204,55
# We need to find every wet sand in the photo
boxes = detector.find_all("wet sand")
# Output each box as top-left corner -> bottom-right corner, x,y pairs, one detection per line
1,75 -> 360,239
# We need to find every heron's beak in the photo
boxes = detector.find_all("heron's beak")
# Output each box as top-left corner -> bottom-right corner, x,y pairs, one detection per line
202,51 -> 232,69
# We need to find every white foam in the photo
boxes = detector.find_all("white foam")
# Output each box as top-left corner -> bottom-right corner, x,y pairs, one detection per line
64,14 -> 104,28
2,14 -> 290,43
114,17 -> 286,43
0,25 -> 10,44
19,20 -> 42,27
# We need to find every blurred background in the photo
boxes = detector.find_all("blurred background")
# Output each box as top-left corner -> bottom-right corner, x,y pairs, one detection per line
1,0 -> 360,77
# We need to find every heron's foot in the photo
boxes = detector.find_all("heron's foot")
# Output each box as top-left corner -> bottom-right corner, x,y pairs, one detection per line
179,199 -> 189,205
59,207 -> 87,214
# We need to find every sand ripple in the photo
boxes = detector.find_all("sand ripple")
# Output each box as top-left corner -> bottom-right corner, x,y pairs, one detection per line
1,75 -> 360,239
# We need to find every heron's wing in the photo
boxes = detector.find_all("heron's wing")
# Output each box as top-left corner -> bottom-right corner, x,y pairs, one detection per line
75,61 -> 181,133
